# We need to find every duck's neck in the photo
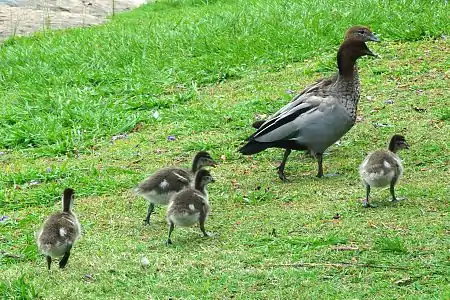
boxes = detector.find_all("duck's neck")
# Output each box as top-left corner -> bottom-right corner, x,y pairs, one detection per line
334,44 -> 361,120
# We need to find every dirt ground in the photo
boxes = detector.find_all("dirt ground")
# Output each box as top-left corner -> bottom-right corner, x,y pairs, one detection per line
0,0 -> 147,42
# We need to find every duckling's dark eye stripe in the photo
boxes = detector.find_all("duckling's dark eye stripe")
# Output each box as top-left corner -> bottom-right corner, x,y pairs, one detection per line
255,105 -> 315,138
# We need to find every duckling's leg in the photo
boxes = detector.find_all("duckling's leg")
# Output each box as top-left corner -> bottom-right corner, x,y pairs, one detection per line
46,256 -> 52,270
363,184 -> 374,208
166,222 -> 174,245
390,178 -> 397,202
144,203 -> 155,225
316,153 -> 324,178
199,216 -> 209,238
59,244 -> 72,269
277,149 -> 291,181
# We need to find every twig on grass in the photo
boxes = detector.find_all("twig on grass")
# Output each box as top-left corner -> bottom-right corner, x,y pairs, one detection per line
0,251 -> 24,260
265,262 -> 410,270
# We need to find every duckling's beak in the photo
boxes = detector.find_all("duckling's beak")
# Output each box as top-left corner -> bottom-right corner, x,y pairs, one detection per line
404,142 -> 410,149
209,160 -> 218,167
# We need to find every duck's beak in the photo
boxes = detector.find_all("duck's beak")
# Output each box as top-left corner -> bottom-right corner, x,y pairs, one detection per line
368,33 -> 380,42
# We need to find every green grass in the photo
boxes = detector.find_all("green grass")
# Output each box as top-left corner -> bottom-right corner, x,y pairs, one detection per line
0,0 -> 449,155
1,0 -> 449,299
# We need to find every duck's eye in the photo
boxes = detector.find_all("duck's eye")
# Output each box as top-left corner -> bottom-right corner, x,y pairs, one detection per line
358,29 -> 365,34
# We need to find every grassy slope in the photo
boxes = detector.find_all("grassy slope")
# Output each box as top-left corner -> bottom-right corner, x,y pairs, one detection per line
1,0 -> 449,299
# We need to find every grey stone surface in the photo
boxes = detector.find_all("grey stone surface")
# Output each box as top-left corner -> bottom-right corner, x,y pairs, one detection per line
0,0 -> 147,42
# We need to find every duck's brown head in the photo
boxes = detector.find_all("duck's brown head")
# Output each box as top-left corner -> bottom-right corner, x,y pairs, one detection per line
337,26 -> 380,77
345,26 -> 380,43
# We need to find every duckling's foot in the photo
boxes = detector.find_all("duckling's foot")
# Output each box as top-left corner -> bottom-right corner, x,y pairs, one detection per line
362,200 -> 376,208
166,239 -> 173,246
143,219 -> 150,225
323,173 -> 339,178
202,232 -> 215,238
394,197 -> 407,202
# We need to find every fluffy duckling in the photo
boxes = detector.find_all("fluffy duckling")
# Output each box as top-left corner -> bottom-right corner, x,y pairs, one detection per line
166,169 -> 215,245
359,135 -> 409,207
239,26 -> 379,180
135,151 -> 217,225
37,188 -> 81,270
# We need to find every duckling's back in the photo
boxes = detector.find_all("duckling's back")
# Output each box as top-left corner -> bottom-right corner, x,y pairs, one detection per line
167,189 -> 210,227
359,150 -> 403,187
136,168 -> 192,195
37,211 -> 80,257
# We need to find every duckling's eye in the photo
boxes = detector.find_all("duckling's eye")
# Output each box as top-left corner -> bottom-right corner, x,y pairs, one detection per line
357,29 -> 365,34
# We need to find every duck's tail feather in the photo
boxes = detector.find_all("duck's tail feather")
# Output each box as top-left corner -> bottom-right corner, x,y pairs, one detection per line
238,140 -> 269,155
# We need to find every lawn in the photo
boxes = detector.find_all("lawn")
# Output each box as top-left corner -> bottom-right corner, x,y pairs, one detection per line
0,0 -> 449,299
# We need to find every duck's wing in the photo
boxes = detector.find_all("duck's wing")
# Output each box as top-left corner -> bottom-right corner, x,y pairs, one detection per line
251,94 -> 327,143
269,75 -> 337,120
250,76 -> 336,130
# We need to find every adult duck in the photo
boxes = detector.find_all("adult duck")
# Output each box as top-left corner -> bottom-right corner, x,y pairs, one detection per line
239,26 -> 379,180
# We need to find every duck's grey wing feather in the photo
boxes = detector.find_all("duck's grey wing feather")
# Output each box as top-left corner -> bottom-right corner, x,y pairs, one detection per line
254,96 -> 353,153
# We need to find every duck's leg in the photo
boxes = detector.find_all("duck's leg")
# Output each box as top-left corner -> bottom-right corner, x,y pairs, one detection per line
316,153 -> 324,178
46,256 -> 52,270
390,178 -> 397,202
144,203 -> 155,225
277,149 -> 292,181
59,244 -> 72,269
166,222 -> 174,245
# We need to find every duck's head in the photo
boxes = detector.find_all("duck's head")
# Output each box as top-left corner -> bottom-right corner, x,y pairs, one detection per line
195,169 -> 216,187
345,26 -> 380,43
389,135 -> 410,152
193,151 -> 218,170
337,27 -> 380,76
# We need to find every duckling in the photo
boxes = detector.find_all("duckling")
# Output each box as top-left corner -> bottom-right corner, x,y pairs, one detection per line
36,188 -> 81,270
135,151 -> 217,225
359,135 -> 409,208
239,26 -> 379,180
166,169 -> 215,245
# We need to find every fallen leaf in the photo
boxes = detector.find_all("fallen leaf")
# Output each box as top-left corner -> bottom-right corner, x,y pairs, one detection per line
372,122 -> 393,128
111,133 -> 128,142
394,277 -> 413,286
412,105 -> 426,112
